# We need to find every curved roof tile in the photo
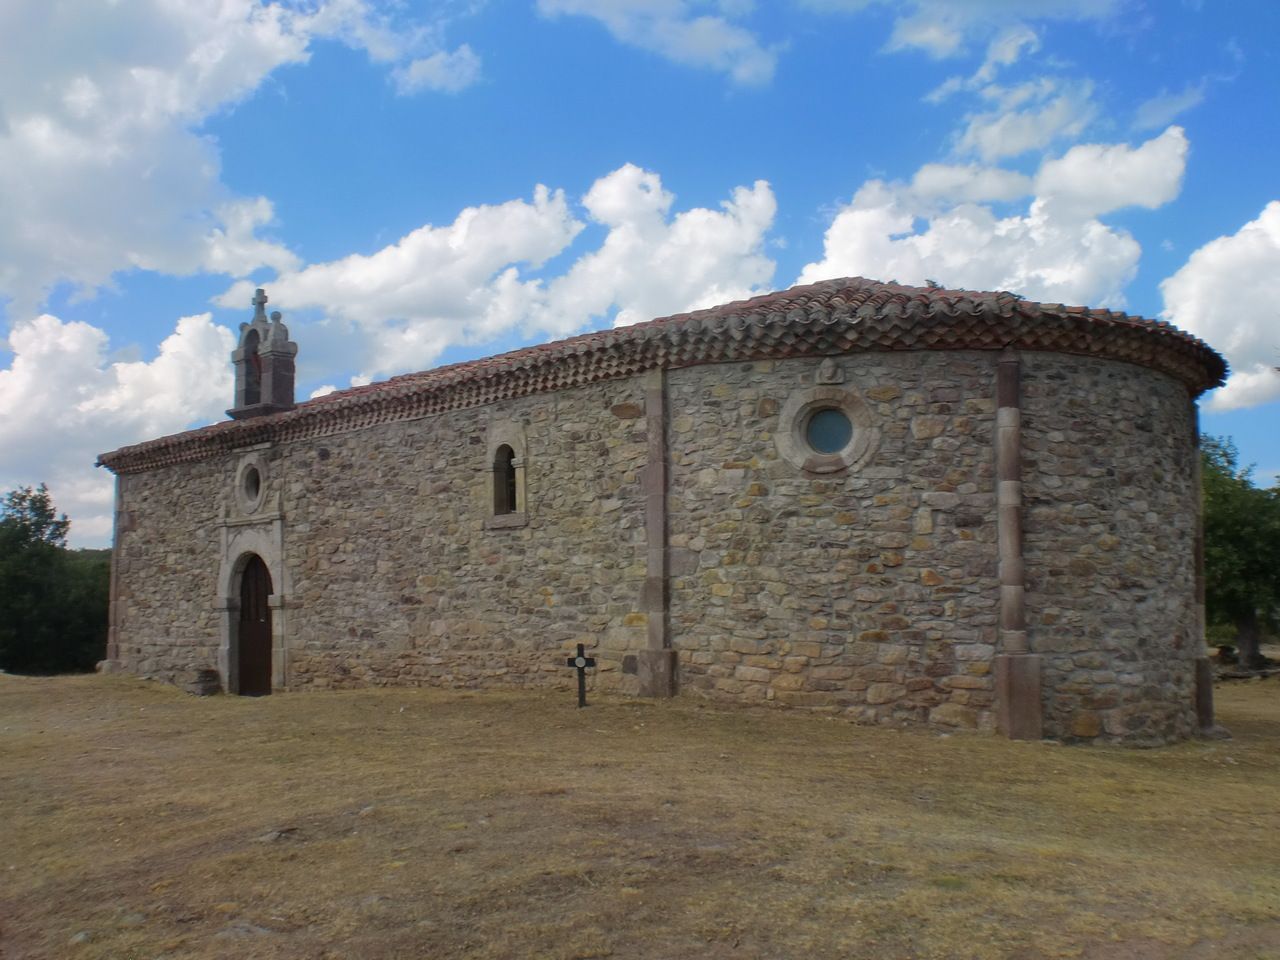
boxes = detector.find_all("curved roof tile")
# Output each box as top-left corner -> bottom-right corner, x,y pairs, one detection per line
98,277 -> 1226,474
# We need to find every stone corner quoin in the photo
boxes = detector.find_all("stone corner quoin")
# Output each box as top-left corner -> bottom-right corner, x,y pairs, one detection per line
95,278 -> 1228,745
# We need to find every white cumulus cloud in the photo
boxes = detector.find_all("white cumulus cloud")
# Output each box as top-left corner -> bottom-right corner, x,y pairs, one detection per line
926,24 -> 1040,102
796,0 -> 1121,58
1134,82 -> 1208,132
1035,126 -> 1189,219
798,128 -> 1188,309
1161,201 -> 1280,410
200,198 -> 302,278
909,163 -> 1032,204
536,0 -> 778,85
219,184 -> 584,378
0,312 -> 234,545
219,166 -> 777,380
956,79 -> 1096,161
0,0 -> 476,320
394,44 -> 482,94
0,1 -> 307,315
536,164 -> 777,329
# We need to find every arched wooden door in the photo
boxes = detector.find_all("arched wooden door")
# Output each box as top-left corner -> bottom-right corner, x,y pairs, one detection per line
238,554 -> 273,696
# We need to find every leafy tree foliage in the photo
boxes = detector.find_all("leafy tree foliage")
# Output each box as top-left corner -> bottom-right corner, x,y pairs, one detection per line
2,484 -> 70,545
1201,437 -> 1280,670
0,485 -> 109,674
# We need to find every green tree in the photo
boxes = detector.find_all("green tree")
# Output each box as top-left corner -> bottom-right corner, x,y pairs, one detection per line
0,485 -> 109,674
1201,437 -> 1280,670
1,484 -> 70,546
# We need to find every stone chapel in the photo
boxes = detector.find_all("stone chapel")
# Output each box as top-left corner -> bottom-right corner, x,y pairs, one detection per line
98,277 -> 1228,743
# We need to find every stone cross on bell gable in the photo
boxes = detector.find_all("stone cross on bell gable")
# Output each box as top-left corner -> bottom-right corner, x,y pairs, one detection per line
251,287 -> 269,320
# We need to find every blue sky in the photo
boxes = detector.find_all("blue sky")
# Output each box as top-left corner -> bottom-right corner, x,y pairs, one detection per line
1,0 -> 1277,545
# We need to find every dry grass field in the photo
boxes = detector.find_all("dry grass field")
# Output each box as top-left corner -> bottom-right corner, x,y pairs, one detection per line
2,673 -> 1278,960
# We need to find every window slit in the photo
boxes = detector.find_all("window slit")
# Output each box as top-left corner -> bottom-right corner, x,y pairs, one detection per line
494,444 -> 517,515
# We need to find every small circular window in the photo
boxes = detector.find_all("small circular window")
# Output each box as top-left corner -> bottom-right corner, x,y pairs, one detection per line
805,408 -> 853,454
775,384 -> 880,474
243,466 -> 261,502
235,458 -> 268,514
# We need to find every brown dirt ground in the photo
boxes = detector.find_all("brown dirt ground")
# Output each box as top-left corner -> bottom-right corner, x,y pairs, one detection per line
1,673 -> 1278,960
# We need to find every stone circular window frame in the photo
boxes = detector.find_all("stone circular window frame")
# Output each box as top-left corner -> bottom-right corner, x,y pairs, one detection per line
775,385 -> 880,474
234,455 -> 269,515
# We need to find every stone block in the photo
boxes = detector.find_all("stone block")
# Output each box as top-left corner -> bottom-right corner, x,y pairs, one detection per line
773,690 -> 841,708
922,491 -> 960,509
914,508 -> 934,534
942,674 -> 990,690
865,682 -> 906,704
1102,708 -> 1130,737
911,416 -> 946,440
184,667 -> 222,696
1070,711 -> 1101,738
930,702 -> 979,728
810,665 -> 855,681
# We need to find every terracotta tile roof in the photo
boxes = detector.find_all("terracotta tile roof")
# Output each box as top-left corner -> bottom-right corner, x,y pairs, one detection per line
98,277 -> 1227,474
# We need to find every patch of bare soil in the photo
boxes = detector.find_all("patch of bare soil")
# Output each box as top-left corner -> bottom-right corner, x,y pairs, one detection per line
2,674 -> 1278,959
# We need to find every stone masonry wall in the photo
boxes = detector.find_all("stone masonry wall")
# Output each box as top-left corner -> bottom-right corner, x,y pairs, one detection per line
282,378 -> 649,691
112,462 -> 227,684
666,352 -> 1001,730
110,347 -> 1205,742
1020,353 -> 1199,744
111,378 -> 652,694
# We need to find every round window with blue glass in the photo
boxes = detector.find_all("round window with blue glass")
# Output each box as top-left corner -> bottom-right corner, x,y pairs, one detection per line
775,383 -> 881,475
804,407 -> 853,454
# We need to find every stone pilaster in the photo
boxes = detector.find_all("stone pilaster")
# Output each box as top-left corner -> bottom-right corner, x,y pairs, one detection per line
993,349 -> 1042,739
637,367 -> 677,696
1190,401 -> 1228,737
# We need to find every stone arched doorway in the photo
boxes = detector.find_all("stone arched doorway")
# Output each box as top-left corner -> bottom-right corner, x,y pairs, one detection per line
237,554 -> 273,696
215,518 -> 291,696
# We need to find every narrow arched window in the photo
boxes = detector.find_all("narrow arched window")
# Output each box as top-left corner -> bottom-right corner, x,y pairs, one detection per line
493,444 -> 517,515
243,328 -> 262,406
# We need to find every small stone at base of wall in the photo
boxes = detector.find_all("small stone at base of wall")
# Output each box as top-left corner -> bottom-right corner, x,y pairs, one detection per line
185,667 -> 222,696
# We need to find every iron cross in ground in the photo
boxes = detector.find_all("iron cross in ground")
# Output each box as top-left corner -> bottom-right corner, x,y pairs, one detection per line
566,643 -> 596,708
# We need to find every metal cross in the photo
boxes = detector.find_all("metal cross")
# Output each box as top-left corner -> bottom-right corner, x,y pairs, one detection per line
565,643 -> 596,708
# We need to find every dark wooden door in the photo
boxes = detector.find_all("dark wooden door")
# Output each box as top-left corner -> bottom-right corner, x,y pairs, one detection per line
238,555 -> 273,696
